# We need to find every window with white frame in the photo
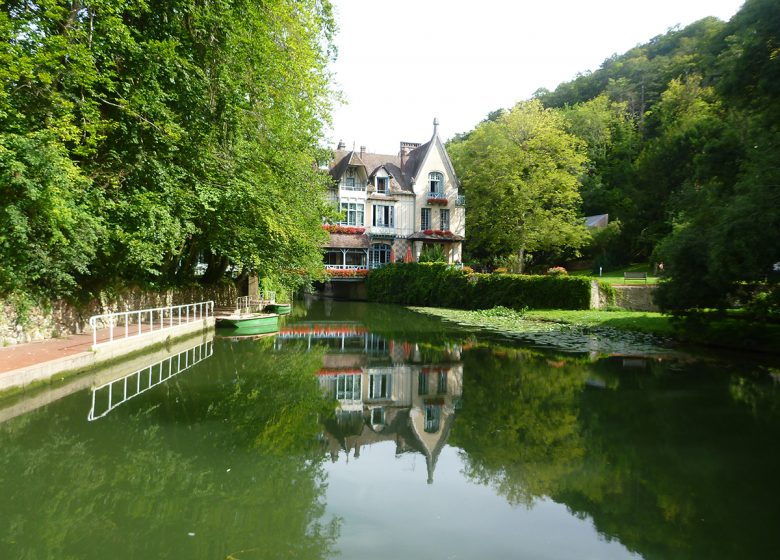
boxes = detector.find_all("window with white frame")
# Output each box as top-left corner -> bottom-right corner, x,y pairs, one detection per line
440,209 -> 450,231
369,373 -> 391,399
336,374 -> 361,401
340,202 -> 364,226
372,205 -> 394,227
376,176 -> 388,193
421,207 -> 431,230
369,243 -> 391,269
428,172 -> 444,195
343,167 -> 363,190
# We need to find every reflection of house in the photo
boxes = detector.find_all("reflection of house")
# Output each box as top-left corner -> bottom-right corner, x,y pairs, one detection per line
318,363 -> 463,484
275,321 -> 463,483
324,119 -> 466,271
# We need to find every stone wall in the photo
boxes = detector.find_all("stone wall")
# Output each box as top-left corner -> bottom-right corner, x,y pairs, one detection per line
613,285 -> 659,312
590,281 -> 659,312
0,284 -> 236,346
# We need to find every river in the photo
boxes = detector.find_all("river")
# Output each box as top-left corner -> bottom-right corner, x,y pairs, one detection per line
1,300 -> 778,559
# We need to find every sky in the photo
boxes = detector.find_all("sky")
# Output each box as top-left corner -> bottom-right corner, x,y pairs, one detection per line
325,0 -> 746,155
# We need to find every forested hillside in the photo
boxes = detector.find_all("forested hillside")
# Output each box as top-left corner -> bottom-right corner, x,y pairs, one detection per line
454,0 -> 779,315
0,0 -> 336,301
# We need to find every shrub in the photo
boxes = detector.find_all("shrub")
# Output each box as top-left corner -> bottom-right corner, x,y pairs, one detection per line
547,266 -> 568,276
418,244 -> 447,263
366,263 -> 591,310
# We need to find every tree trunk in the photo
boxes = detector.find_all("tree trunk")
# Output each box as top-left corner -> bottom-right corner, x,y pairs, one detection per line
516,248 -> 525,274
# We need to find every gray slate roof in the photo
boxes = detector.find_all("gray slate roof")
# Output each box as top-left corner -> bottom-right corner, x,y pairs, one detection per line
329,127 -> 459,193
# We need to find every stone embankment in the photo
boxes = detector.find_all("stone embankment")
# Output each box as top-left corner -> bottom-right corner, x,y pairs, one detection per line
1,284 -> 235,346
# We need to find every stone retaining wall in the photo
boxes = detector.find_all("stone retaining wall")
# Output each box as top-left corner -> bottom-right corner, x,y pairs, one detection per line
613,285 -> 659,312
1,284 -> 236,346
590,281 -> 659,312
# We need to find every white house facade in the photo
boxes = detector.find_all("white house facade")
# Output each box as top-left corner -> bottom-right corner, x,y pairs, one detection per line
324,119 -> 465,271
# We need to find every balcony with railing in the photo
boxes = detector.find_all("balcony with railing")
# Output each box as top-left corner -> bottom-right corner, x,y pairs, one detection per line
369,225 -> 396,237
426,191 -> 448,205
456,194 -> 466,206
342,181 -> 367,192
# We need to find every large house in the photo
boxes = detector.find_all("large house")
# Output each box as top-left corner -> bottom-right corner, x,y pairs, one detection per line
324,118 -> 465,271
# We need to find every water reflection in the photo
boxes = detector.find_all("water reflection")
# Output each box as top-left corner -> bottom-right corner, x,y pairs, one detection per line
88,339 -> 213,420
282,303 -> 780,559
277,321 -> 464,484
1,302 -> 779,559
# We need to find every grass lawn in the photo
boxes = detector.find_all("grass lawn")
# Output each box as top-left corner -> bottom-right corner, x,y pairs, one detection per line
570,263 -> 661,285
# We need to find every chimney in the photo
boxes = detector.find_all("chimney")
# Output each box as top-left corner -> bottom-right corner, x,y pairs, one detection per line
359,145 -> 366,157
337,139 -> 345,150
433,117 -> 439,136
400,143 -> 408,171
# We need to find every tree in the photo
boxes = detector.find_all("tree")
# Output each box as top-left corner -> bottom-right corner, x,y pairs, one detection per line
0,0 -> 337,299
448,100 -> 589,271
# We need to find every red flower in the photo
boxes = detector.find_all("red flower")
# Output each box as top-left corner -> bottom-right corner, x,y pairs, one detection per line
323,225 -> 365,234
325,268 -> 369,277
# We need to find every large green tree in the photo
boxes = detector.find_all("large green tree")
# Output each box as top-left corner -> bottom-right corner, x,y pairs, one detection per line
448,100 -> 589,271
0,0 -> 336,299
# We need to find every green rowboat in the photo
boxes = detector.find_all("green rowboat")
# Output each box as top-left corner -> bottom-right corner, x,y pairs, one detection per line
267,303 -> 292,314
215,312 -> 279,330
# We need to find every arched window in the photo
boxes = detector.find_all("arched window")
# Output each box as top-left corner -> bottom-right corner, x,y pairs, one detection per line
428,172 -> 444,195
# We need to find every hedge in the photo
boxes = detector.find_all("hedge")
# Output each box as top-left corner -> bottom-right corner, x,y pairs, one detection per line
366,263 -> 592,310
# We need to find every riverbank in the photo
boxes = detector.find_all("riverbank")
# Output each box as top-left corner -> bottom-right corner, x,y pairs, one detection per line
410,306 -> 780,355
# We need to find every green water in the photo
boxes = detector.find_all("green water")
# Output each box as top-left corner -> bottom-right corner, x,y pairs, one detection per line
1,301 -> 779,559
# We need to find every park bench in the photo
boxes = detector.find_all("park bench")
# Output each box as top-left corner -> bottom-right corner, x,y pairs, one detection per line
623,271 -> 648,284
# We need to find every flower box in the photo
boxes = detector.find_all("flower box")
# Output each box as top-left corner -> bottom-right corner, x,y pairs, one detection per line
326,268 -> 369,277
427,197 -> 448,206
423,229 -> 454,237
323,225 -> 365,235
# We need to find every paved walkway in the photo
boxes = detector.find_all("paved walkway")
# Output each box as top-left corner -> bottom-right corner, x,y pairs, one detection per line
0,324 -> 163,375
0,333 -> 95,374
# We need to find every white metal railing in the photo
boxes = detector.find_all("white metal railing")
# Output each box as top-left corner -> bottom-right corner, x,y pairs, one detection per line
370,225 -> 396,236
456,195 -> 466,206
326,264 -> 367,270
87,339 -> 213,421
235,291 -> 276,311
427,191 -> 447,199
89,300 -> 214,348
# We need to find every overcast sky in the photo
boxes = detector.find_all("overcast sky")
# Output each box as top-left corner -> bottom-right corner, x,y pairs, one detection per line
325,0 -> 745,155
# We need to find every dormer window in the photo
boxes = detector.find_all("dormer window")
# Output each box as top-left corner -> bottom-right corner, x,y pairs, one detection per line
429,172 -> 444,195
376,176 -> 388,193
343,167 -> 364,191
